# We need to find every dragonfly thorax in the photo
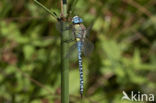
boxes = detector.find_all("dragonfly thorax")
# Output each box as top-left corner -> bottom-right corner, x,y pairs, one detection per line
73,24 -> 86,41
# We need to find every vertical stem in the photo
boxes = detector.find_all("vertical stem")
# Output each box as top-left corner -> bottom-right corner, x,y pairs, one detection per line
61,0 -> 69,103
33,0 -> 69,102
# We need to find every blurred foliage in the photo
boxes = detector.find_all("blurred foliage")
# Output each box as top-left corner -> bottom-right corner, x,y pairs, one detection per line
0,0 -> 156,103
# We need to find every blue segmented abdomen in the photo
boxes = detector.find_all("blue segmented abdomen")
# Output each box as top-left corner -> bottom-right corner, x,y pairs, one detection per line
77,41 -> 84,97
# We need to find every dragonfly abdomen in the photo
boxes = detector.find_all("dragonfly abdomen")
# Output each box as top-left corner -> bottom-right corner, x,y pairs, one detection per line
77,41 -> 84,97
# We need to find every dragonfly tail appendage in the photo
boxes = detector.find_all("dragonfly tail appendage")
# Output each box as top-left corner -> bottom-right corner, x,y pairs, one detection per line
77,41 -> 84,97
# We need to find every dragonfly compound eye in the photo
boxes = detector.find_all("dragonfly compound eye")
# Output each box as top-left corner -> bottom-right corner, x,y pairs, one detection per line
72,16 -> 83,24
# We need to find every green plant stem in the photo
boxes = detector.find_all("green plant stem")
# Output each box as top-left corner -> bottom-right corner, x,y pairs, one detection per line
61,0 -> 69,103
34,0 -> 58,19
34,0 -> 69,102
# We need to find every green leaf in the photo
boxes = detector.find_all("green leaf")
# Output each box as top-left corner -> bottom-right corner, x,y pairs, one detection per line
102,40 -> 121,60
69,69 -> 79,94
23,45 -> 35,60
133,48 -> 141,68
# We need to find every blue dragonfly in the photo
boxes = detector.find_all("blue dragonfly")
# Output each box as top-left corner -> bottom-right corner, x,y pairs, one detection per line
34,0 -> 94,98
66,16 -> 94,97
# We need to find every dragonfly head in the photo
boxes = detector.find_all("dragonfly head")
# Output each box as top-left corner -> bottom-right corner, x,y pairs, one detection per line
72,16 -> 83,24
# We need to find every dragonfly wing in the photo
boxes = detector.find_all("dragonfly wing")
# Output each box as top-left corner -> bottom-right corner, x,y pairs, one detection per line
65,43 -> 78,60
82,39 -> 94,56
56,21 -> 61,32
56,22 -> 72,32
56,23 -> 75,41
86,23 -> 94,37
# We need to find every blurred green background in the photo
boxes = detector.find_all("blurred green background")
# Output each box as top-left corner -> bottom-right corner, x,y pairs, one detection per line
0,0 -> 156,103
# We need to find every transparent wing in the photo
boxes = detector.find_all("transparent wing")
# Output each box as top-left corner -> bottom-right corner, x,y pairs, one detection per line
82,39 -> 94,56
56,22 -> 72,32
56,21 -> 62,32
66,39 -> 94,59
86,22 -> 94,37
65,43 -> 78,60
56,22 -> 75,40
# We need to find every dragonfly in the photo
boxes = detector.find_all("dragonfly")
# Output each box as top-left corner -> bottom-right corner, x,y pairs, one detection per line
67,16 -> 94,98
34,0 -> 94,98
